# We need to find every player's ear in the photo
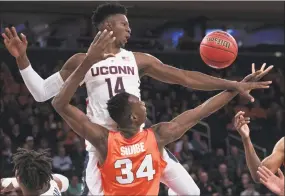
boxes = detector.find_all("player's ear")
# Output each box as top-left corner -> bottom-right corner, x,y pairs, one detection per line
105,21 -> 112,31
130,114 -> 137,121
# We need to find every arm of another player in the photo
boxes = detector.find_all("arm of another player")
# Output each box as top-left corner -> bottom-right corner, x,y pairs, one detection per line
152,66 -> 272,148
2,27 -> 85,102
235,111 -> 284,182
52,30 -> 115,148
257,166 -> 284,196
135,52 -> 270,102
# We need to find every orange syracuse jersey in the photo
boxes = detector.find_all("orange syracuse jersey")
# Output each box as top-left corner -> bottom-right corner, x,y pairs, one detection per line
98,128 -> 167,196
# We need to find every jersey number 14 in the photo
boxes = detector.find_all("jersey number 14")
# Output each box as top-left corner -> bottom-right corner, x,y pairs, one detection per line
105,77 -> 125,98
114,154 -> 156,184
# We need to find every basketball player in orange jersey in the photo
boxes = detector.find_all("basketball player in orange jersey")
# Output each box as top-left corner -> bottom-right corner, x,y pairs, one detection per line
2,3 -> 273,195
51,30 -> 272,195
234,111 -> 284,195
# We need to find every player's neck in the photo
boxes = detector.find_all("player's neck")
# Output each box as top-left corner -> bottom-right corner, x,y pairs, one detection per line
22,183 -> 49,196
105,43 -> 121,55
118,126 -> 140,139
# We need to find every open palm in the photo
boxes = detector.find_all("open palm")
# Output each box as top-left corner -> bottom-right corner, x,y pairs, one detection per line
258,167 -> 284,196
2,27 -> 28,58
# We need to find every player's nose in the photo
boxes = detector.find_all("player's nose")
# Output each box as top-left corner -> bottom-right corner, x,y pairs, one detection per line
126,27 -> 131,35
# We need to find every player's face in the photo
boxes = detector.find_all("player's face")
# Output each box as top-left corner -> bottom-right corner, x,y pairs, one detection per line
111,14 -> 131,48
128,95 -> 147,126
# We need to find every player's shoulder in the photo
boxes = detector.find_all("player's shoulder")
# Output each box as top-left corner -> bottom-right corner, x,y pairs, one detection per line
133,52 -> 153,59
41,180 -> 61,196
275,137 -> 284,149
69,53 -> 86,62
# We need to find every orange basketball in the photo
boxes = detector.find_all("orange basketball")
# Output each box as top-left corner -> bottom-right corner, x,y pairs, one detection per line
200,30 -> 238,69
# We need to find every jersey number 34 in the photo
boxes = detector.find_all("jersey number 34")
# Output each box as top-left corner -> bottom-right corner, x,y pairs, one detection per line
114,154 -> 156,184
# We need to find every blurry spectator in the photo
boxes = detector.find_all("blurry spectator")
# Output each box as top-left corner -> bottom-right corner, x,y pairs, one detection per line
9,124 -> 24,150
67,175 -> 82,196
227,145 -> 244,171
175,134 -> 194,154
24,136 -> 34,150
212,148 -> 226,168
52,146 -> 73,177
57,121 -> 79,147
1,135 -> 13,177
197,171 -> 219,196
70,141 -> 86,177
221,177 -> 235,196
250,100 -> 267,119
38,138 -> 50,152
190,132 -> 208,154
241,183 -> 260,196
214,163 -> 233,186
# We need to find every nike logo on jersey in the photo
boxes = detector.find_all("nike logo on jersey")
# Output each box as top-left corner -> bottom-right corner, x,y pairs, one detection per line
91,66 -> 134,76
120,142 -> 146,156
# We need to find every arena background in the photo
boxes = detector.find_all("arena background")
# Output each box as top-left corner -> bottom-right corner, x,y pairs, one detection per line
0,1 -> 284,195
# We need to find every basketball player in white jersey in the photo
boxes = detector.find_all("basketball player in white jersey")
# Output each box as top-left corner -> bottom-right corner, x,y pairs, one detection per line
0,148 -> 69,196
2,3 -> 271,195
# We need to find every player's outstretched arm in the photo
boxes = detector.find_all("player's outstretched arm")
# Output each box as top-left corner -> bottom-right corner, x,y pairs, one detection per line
52,30 -> 115,146
135,52 -> 271,102
152,66 -> 272,148
2,27 -> 85,102
234,111 -> 284,182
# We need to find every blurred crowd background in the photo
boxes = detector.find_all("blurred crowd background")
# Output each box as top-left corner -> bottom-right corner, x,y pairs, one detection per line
0,2 -> 284,196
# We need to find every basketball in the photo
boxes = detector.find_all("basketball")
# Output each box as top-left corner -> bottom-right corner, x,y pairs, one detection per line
200,30 -> 238,69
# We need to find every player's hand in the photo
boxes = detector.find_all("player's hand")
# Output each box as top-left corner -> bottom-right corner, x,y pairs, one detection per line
234,111 -> 250,139
236,63 -> 273,102
86,29 -> 116,62
1,27 -> 28,58
257,166 -> 284,196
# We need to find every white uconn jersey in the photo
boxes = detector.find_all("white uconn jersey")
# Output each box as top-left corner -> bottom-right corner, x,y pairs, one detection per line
83,49 -> 141,151
41,180 -> 61,196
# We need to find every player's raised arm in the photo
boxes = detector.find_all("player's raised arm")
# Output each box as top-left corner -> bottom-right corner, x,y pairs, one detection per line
2,27 -> 85,102
52,30 -> 115,145
234,110 -> 284,182
135,52 -> 270,102
152,64 -> 273,148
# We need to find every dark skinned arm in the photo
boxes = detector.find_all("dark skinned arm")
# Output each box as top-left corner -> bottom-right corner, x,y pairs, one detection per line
52,56 -> 108,159
152,89 -> 238,148
135,52 -> 237,91
242,137 -> 284,182
151,69 -> 271,149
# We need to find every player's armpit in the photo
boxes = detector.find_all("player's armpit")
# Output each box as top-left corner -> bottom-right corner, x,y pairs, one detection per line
59,53 -> 86,81
53,103 -> 108,148
261,137 -> 284,174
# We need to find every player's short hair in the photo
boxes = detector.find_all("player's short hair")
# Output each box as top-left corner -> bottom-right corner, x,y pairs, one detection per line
107,92 -> 132,127
13,148 -> 53,191
91,3 -> 127,27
